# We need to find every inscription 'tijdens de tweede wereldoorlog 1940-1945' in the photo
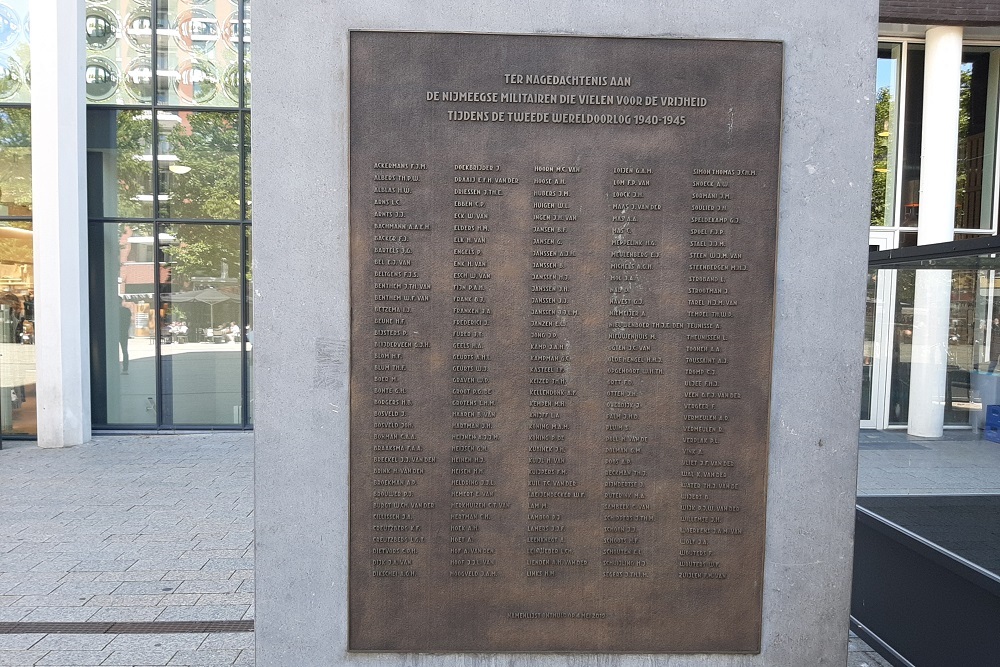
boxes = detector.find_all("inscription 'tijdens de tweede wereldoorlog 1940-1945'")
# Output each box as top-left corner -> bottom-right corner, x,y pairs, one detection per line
348,31 -> 782,654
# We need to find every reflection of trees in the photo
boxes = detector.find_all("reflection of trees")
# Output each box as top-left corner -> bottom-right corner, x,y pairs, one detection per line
955,67 -> 973,227
156,112 -> 243,294
114,110 -> 154,218
162,224 -> 240,292
871,87 -> 891,226
0,220 -> 32,264
162,112 -> 240,220
0,107 -> 31,213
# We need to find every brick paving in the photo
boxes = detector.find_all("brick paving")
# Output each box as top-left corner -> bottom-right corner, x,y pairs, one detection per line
0,433 -> 253,666
0,428 -> 977,665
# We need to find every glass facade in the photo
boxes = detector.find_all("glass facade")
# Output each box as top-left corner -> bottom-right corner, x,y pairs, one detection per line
865,38 -> 1000,431
0,0 -> 31,435
87,0 -> 252,430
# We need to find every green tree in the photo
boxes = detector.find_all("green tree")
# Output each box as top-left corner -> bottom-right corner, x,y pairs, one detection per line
161,111 -> 240,220
0,106 -> 31,214
871,87 -> 892,226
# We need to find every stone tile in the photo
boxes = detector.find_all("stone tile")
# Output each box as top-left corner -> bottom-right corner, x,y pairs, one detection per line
163,570 -> 233,582
0,649 -> 48,665
158,594 -> 201,606
112,581 -> 183,596
102,647 -> 178,666
95,571 -> 168,583
197,593 -> 253,606
173,581 -> 240,595
233,648 -> 254,665
0,634 -> 44,650
3,580 -> 60,596
104,633 -> 207,651
51,581 -> 120,596
155,605 -> 249,622
33,649 -> 112,665
12,594 -> 91,607
0,607 -> 30,622
33,634 -> 113,651
168,648 -> 240,665
200,633 -> 253,650
20,606 -> 99,622
85,594 -> 164,607
87,606 -> 166,622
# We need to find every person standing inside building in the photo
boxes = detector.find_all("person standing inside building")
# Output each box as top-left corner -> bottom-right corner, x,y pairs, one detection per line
120,303 -> 132,374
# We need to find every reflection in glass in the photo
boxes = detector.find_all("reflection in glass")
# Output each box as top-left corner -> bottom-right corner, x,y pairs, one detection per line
173,7 -> 219,55
93,222 -> 157,426
85,6 -> 119,51
0,221 -> 33,434
86,108 -> 154,218
871,44 -> 900,227
157,0 -> 235,107
955,48 -> 1000,231
0,55 -> 23,101
86,56 -> 119,101
239,0 -> 250,106
245,225 -> 252,423
158,111 -> 240,220
173,59 -> 218,104
123,56 -> 153,103
0,106 -> 30,216
0,1 -> 28,104
123,6 -> 152,52
160,223 -> 242,425
900,47 -> 924,228
0,4 -> 21,51
888,267 -> 982,426
243,112 -> 250,218
862,270 -> 878,421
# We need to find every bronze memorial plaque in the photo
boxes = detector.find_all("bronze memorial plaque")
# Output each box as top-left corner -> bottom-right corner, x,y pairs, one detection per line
349,31 -> 781,653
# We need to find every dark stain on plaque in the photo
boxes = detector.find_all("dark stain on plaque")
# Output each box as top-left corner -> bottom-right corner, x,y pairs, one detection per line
348,31 -> 782,653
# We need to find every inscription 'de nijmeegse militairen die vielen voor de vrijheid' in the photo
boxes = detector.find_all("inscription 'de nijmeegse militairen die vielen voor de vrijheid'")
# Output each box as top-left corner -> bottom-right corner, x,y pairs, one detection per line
348,31 -> 782,654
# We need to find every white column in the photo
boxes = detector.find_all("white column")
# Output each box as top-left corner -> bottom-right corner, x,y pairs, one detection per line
908,26 -> 962,438
30,0 -> 91,447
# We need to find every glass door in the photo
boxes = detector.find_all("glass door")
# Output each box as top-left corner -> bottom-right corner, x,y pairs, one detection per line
863,230 -> 896,428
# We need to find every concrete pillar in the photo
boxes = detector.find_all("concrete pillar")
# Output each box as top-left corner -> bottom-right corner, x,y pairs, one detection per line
908,25 -> 962,438
30,0 -> 91,447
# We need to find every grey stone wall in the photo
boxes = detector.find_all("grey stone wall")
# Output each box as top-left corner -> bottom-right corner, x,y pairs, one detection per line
252,1 -> 878,665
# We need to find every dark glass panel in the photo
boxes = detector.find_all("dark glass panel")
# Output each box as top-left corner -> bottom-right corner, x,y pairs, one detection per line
90,222 -> 158,426
159,223 -> 242,425
0,219 -> 34,434
0,106 -> 30,215
156,0 -> 236,107
86,107 -> 155,218
157,110 -> 240,219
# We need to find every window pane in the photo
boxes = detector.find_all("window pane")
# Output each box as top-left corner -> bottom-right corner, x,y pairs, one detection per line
245,225 -> 252,424
91,222 -> 158,426
159,223 -> 242,425
0,0 -> 30,104
87,108 -> 155,218
85,0 -> 154,105
901,46 -> 924,228
0,106 -> 30,215
955,48 -> 1000,231
157,110 -> 240,219
243,0 -> 251,107
156,0 -> 237,107
888,267 -> 980,426
243,111 -> 250,218
0,220 -> 34,434
872,44 -> 900,227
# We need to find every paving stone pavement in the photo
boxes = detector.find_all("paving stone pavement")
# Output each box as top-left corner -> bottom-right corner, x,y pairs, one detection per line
0,429 -> 949,665
0,433 -> 253,666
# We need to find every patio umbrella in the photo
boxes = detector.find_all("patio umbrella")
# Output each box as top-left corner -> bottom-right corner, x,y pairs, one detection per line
162,287 -> 236,328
